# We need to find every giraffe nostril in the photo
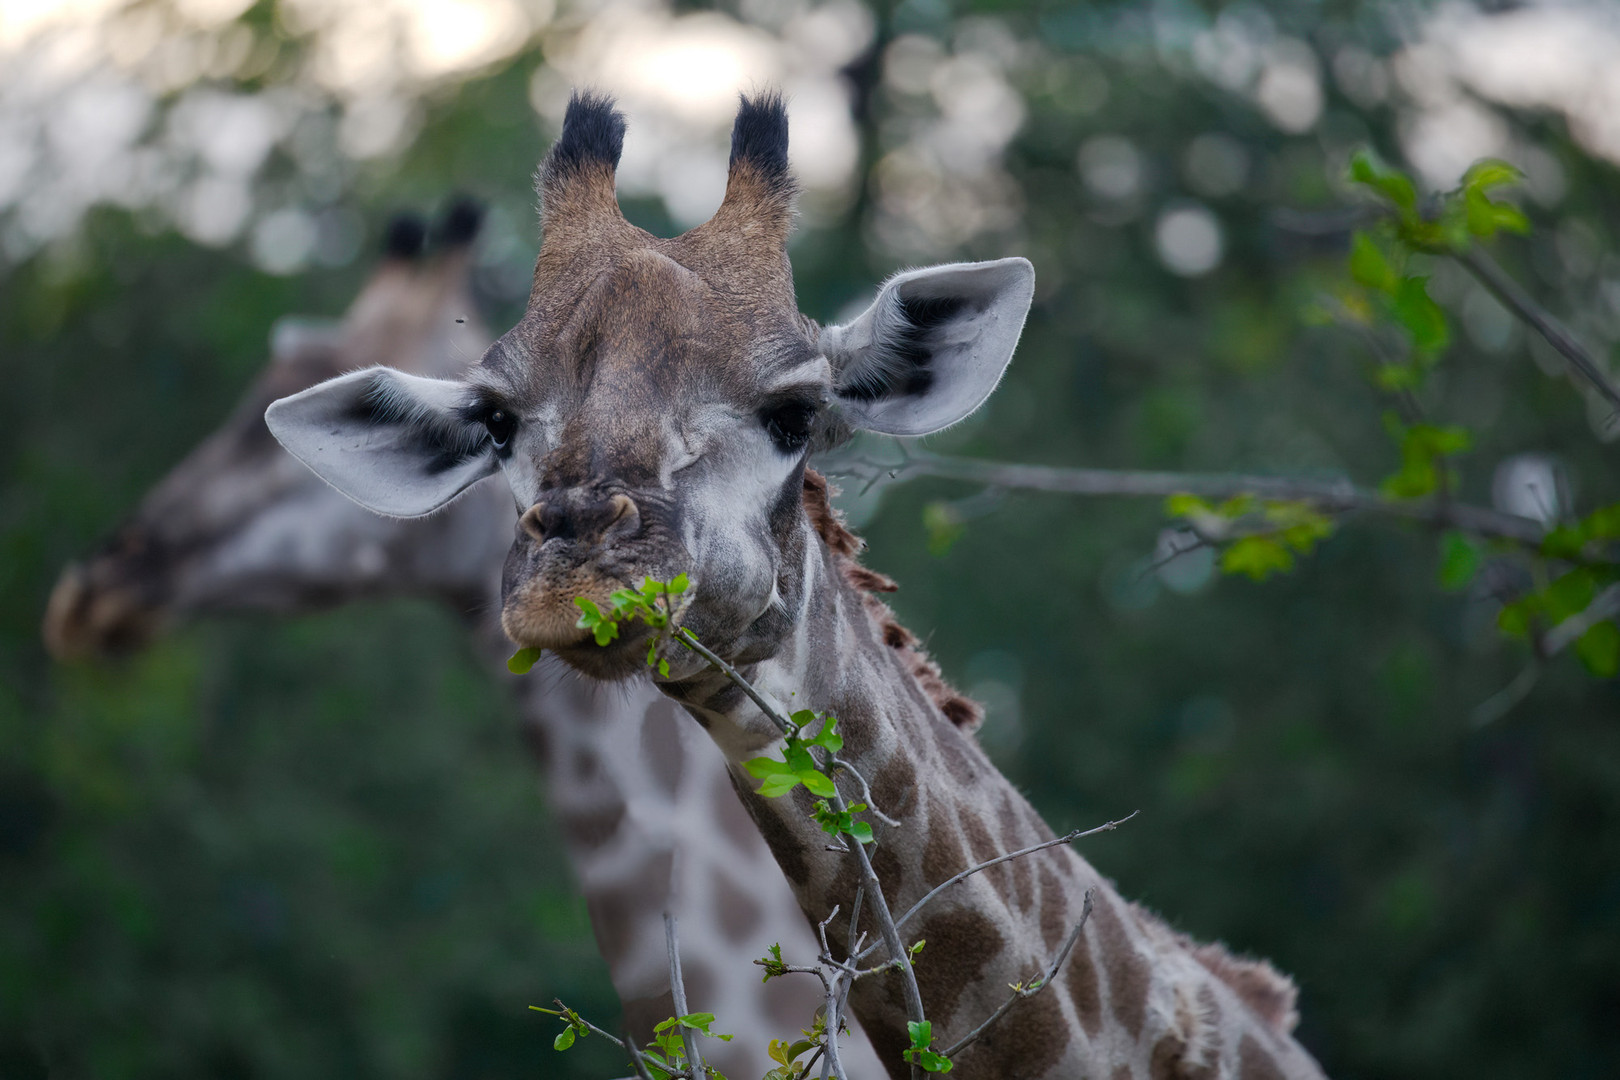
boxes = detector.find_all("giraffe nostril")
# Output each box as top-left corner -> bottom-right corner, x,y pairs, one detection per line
519,503 -> 548,543
520,494 -> 641,544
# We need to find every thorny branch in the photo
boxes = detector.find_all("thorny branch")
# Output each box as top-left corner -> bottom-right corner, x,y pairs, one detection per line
942,889 -> 1097,1060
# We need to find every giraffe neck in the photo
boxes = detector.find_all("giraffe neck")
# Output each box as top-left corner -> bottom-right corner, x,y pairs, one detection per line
666,493 -> 1329,1080
336,481 -> 889,1077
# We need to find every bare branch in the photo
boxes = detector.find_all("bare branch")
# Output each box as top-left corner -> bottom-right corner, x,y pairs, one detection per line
663,913 -> 705,1077
943,889 -> 1096,1060
829,756 -> 902,826
621,1028 -> 658,1080
862,812 -> 1137,961
1458,245 -> 1620,417
674,627 -> 795,736
819,446 -> 1548,549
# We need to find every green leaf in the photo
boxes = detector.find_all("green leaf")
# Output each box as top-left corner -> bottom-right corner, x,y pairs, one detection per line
657,658 -> 671,678
1438,532 -> 1483,590
757,773 -> 803,798
668,572 -> 689,594
744,756 -> 793,780
1220,536 -> 1295,581
849,820 -> 874,844
1543,569 -> 1598,624
907,1021 -> 932,1049
804,716 -> 843,753
1393,276 -> 1449,352
1497,598 -> 1533,638
554,1027 -> 576,1051
507,647 -> 542,674
798,769 -> 837,797
1349,148 -> 1418,215
1164,493 -> 1213,518
1461,159 -> 1524,195
923,502 -> 965,556
1576,621 -> 1620,678
1349,231 -> 1397,293
1584,504 -> 1620,540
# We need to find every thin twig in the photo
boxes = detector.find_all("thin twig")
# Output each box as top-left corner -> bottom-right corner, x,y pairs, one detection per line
829,756 -> 902,826
1470,663 -> 1541,727
943,889 -> 1096,1059
663,914 -> 705,1077
1458,245 -> 1620,416
863,812 -> 1136,959
674,627 -> 794,736
622,1025 -> 657,1080
542,999 -> 628,1047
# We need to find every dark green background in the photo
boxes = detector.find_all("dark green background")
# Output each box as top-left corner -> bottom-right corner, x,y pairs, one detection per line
4,2 -> 1618,1078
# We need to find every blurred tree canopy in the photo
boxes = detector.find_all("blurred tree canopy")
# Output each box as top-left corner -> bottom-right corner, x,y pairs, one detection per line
3,0 -> 1619,1078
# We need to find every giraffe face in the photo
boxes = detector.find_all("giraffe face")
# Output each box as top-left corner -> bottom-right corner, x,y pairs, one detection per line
266,94 -> 1035,679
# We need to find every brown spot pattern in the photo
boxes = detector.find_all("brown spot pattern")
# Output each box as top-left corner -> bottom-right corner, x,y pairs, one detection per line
639,698 -> 685,799
922,819 -> 968,889
962,812 -> 1013,898
1065,910 -> 1105,1039
949,981 -> 1069,1079
561,799 -> 626,848
714,868 -> 764,943
1094,895 -> 1152,1039
912,907 -> 1004,1027
1001,791 -> 1035,911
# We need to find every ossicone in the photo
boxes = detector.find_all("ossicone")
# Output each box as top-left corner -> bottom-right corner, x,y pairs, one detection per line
537,91 -> 631,251
706,91 -> 797,242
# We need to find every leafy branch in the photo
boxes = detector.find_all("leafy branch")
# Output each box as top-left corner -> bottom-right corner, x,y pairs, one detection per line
515,578 -> 1130,1078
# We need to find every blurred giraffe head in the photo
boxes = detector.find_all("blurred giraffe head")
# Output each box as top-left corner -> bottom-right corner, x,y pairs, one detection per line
44,201 -> 497,658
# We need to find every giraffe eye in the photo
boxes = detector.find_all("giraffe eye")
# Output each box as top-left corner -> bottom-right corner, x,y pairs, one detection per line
762,401 -> 815,452
484,409 -> 516,448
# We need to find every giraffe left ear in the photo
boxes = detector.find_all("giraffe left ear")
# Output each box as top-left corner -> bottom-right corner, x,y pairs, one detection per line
822,257 -> 1034,437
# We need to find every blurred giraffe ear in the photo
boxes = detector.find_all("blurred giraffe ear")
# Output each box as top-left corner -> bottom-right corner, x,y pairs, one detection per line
823,258 -> 1035,437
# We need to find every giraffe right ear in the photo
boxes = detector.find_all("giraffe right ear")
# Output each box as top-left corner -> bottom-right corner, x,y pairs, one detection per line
821,257 -> 1035,437
265,366 -> 497,518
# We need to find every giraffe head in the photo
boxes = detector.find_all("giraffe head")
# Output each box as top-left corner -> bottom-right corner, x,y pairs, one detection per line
267,93 -> 1033,680
44,202 -> 498,659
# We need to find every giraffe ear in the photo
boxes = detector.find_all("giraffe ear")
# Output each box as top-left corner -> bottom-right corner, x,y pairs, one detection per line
822,258 -> 1035,437
265,366 -> 497,518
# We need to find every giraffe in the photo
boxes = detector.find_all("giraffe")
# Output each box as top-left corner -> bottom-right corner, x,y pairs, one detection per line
264,94 -> 1331,1078
41,199 -> 883,1079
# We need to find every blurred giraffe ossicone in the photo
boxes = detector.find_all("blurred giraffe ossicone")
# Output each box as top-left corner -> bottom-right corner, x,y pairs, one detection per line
41,197 -> 882,1079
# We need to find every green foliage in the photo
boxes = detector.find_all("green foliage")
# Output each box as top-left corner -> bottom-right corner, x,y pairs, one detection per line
1438,532 -> 1483,591
1380,417 -> 1472,498
507,646 -> 542,674
1495,566 -> 1620,674
903,1020 -> 953,1073
762,1015 -> 828,1080
757,942 -> 789,983
743,713 -> 841,799
812,799 -> 874,844
1541,503 -> 1620,560
1165,495 -> 1336,581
